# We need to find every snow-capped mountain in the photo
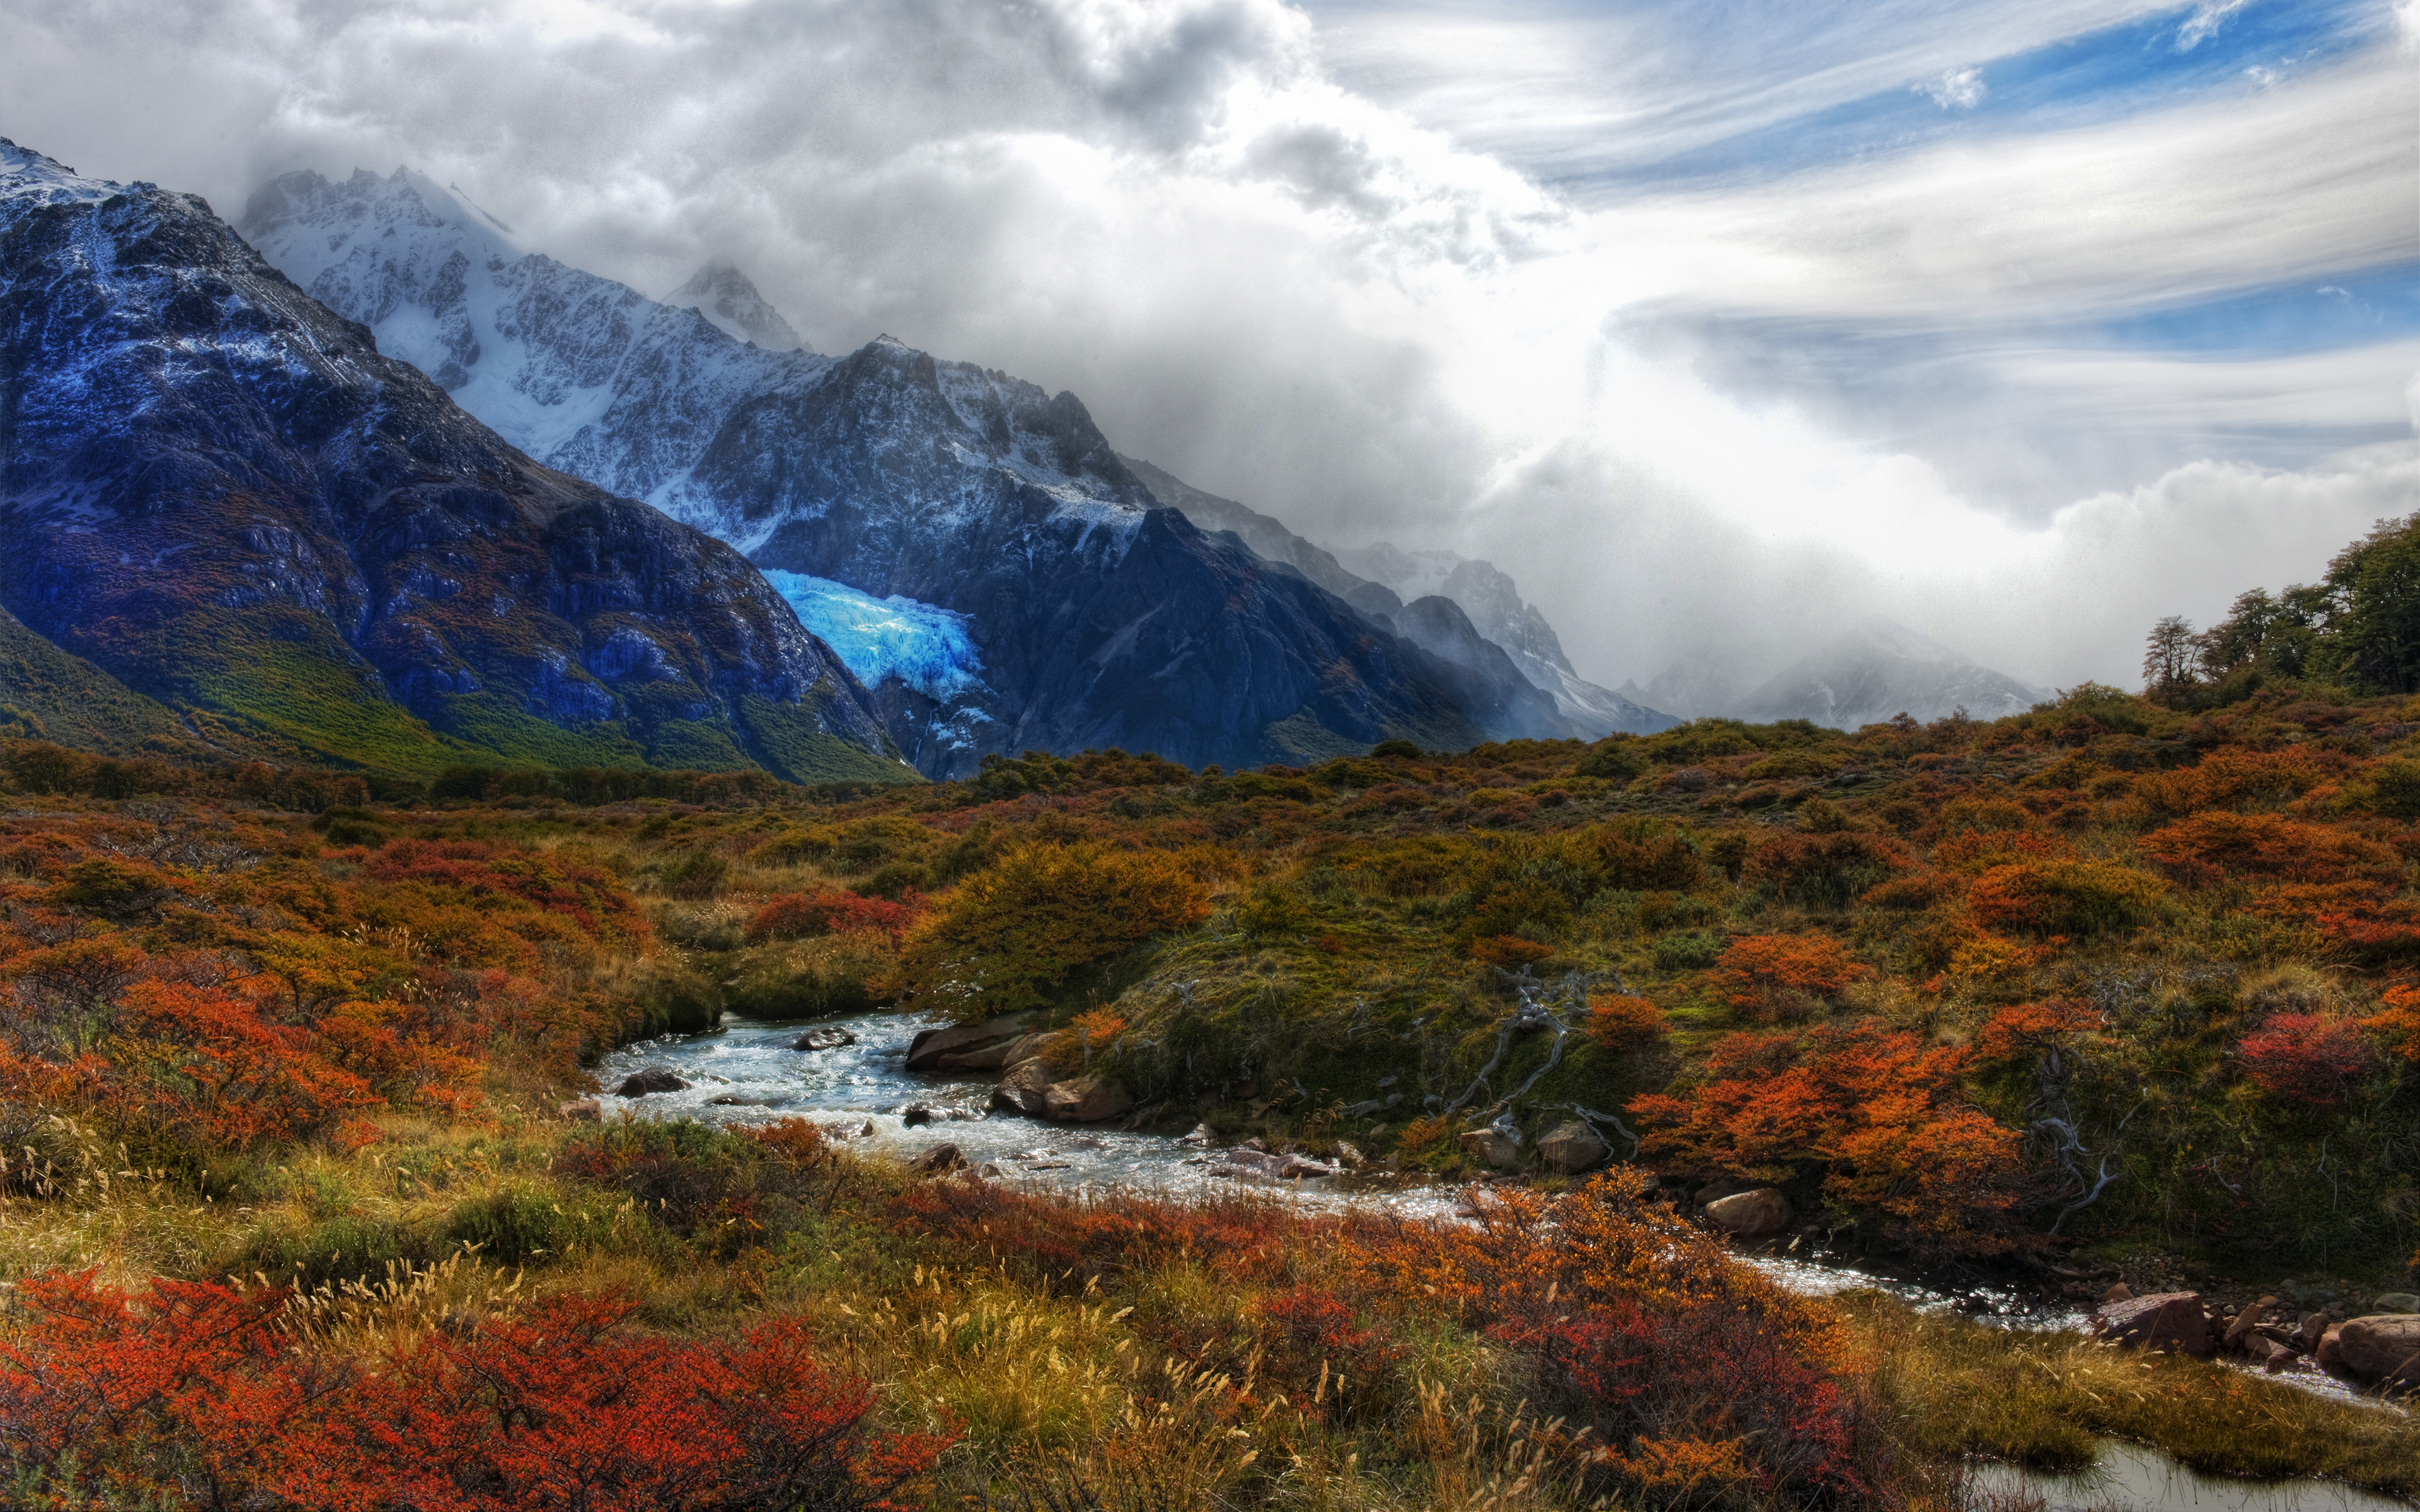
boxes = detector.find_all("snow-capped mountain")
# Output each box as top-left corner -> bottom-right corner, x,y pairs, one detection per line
1728,619 -> 2043,728
0,140 -> 904,783
668,261 -> 804,352
241,166 -> 1542,776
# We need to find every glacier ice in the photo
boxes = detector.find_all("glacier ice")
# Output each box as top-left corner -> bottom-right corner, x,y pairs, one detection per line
763,571 -> 985,702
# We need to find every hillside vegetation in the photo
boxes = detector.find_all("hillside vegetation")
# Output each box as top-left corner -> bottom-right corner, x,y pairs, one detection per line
12,522 -> 2420,1501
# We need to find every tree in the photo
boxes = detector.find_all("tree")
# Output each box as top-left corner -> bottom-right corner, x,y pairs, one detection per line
2320,513 -> 2420,694
2141,616 -> 2199,704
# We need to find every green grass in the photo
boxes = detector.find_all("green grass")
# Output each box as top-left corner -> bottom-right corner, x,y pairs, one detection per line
0,605 -> 212,757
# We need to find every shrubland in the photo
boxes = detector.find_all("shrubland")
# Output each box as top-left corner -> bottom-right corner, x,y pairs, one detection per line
13,519 -> 2420,1499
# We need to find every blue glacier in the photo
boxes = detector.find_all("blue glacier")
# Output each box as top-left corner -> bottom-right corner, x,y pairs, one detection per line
763,570 -> 986,702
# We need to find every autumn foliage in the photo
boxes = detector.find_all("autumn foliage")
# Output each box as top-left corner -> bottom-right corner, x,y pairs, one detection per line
2237,1013 -> 2378,1109
0,1270 -> 948,1511
1629,1026 -> 2027,1254
1706,934 -> 1868,1021
747,886 -> 923,944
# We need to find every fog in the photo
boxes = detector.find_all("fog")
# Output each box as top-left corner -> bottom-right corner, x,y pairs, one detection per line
6,0 -> 2412,692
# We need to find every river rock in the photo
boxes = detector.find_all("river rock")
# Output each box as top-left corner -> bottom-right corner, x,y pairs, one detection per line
793,1028 -> 857,1051
1044,1076 -> 1134,1123
1459,1129 -> 1522,1168
2093,1293 -> 2214,1358
2331,1315 -> 2420,1379
2223,1297 -> 2279,1350
933,1031 -> 1054,1074
1536,1121 -> 1610,1174
613,1068 -> 688,1097
1703,1187 -> 1794,1238
2296,1311 -> 2331,1351
902,1106 -> 936,1126
1694,1177 -> 1756,1206
991,1060 -> 1054,1116
909,1143 -> 967,1175
1178,1123 -> 1216,1147
2101,1282 -> 2133,1304
905,1014 -> 1030,1072
2372,1292 -> 2420,1314
557,1098 -> 601,1122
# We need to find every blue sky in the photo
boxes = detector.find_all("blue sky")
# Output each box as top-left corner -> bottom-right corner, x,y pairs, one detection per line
1310,0 -> 2418,510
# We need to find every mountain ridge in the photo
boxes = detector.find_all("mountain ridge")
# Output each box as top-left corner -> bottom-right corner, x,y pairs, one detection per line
0,139 -> 909,784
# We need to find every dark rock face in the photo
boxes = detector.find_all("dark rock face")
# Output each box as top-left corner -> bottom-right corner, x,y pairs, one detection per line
676,338 -> 1492,776
0,141 -> 905,783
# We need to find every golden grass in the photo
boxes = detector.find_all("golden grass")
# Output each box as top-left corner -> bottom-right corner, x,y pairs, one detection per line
1843,1291 -> 2420,1497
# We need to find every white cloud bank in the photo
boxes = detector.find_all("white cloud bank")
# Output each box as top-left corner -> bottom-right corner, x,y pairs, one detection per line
0,0 -> 2409,694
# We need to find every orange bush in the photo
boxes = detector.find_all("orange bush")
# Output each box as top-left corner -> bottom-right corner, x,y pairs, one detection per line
1743,831 -> 1909,907
2141,811 -> 2398,888
1707,934 -> 1867,1021
1470,934 -> 1554,968
2131,748 -> 2336,818
2237,1013 -> 2377,1109
2364,985 -> 2420,1062
1587,994 -> 1667,1052
1628,1026 -> 2025,1255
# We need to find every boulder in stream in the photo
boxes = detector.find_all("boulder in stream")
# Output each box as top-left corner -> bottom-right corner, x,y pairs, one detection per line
905,1014 -> 1031,1072
909,1143 -> 967,1176
1704,1188 -> 1794,1237
613,1068 -> 688,1097
2092,1292 -> 2215,1358
1536,1121 -> 1609,1174
1044,1075 -> 1134,1123
2331,1315 -> 2420,1382
991,1060 -> 1054,1116
793,1028 -> 857,1051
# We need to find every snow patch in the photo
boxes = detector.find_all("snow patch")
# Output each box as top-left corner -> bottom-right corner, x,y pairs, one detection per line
762,571 -> 984,701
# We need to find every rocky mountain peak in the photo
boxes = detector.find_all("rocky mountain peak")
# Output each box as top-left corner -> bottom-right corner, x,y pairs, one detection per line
669,260 -> 803,352
2,139 -> 908,784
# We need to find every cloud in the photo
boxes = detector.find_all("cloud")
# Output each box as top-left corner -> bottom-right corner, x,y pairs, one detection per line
1918,67 -> 1988,109
0,0 -> 2407,699
2176,0 -> 2251,50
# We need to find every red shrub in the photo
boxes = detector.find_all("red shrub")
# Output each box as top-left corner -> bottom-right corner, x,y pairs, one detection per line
747,887 -> 923,944
2237,1013 -> 2377,1109
1974,1000 -> 2102,1068
0,1271 -> 950,1511
111,980 -> 380,1147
